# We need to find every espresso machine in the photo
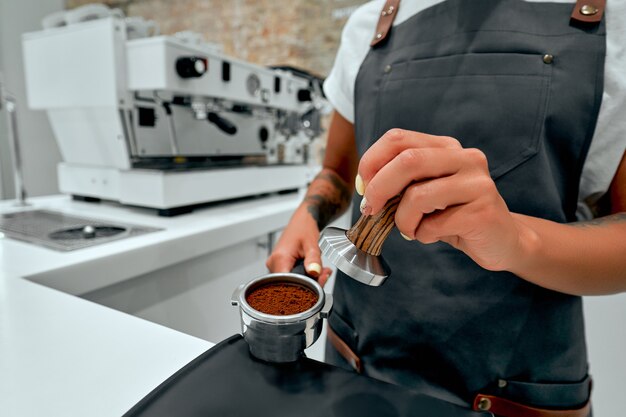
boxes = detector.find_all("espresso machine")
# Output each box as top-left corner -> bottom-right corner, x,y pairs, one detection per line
22,6 -> 324,215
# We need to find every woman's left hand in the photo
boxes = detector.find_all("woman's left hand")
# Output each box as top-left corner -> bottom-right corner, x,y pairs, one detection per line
357,128 -> 526,272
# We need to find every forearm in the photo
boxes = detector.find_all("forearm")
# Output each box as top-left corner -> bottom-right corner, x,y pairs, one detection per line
295,110 -> 357,231
267,167 -> 352,279
508,213 -> 626,295
266,110 -> 355,278
300,168 -> 353,230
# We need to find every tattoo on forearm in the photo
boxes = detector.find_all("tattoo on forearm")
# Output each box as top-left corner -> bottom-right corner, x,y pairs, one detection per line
304,171 -> 352,230
305,195 -> 344,230
573,212 -> 626,228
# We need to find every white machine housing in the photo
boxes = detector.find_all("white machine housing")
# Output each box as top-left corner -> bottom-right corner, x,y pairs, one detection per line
22,16 -> 322,213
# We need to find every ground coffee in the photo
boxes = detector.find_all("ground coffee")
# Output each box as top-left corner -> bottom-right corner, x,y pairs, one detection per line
246,283 -> 318,315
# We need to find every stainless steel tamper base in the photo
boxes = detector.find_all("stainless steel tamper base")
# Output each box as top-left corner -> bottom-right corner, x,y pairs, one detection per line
319,226 -> 390,286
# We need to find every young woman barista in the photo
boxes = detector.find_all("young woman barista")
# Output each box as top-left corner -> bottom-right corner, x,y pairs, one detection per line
267,0 -> 626,415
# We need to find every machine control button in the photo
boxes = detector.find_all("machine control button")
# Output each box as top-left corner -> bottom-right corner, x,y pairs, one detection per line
138,107 -> 156,127
297,89 -> 312,102
176,56 -> 208,78
274,76 -> 281,93
222,61 -> 231,82
261,89 -> 270,103
246,73 -> 261,96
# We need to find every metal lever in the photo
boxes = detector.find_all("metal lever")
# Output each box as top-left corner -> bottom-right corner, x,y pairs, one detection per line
0,75 -> 29,207
208,112 -> 237,135
153,92 -> 180,155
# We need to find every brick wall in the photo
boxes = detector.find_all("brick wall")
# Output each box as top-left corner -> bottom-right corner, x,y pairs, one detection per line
65,0 -> 368,77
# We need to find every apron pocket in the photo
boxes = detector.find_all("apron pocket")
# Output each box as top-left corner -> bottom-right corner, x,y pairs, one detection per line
378,53 -> 552,180
494,374 -> 592,409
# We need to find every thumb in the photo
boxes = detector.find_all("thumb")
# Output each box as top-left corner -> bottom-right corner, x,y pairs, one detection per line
318,267 -> 333,287
303,241 -> 323,278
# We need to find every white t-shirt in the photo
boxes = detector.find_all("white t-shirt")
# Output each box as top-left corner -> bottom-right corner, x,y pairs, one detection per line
323,0 -> 626,220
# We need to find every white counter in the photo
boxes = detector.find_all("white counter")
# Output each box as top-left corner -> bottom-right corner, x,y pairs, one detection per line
0,193 -> 303,417
1,194 -> 624,417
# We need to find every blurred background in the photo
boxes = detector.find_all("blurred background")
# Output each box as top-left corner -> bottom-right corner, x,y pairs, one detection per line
0,0 -> 365,200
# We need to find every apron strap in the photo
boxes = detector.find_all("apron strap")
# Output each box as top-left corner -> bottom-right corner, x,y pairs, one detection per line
327,325 -> 362,373
473,394 -> 591,417
370,0 -> 604,43
570,0 -> 605,27
370,0 -> 401,47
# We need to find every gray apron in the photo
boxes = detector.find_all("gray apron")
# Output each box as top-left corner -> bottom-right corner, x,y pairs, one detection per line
327,0 -> 605,411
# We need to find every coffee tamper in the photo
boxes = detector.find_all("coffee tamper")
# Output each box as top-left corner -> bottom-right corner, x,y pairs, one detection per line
319,195 -> 401,286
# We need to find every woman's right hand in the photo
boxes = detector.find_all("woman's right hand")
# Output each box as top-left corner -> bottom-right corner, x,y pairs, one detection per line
266,206 -> 333,286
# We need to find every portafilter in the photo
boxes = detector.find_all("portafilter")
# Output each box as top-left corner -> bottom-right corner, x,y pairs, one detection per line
231,272 -> 332,363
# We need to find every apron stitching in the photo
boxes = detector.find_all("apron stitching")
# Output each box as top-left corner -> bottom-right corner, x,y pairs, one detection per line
569,48 -> 606,219
371,56 -> 393,151
386,30 -> 602,58
490,59 -> 554,180
386,73 -> 548,82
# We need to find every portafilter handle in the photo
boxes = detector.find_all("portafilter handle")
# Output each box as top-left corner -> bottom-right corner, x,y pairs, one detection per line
346,194 -> 402,256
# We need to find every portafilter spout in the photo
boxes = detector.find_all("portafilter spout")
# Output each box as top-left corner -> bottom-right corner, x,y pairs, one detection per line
319,195 -> 401,286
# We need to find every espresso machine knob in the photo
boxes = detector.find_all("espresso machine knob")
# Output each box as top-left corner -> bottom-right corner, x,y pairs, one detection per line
297,89 -> 312,102
176,56 -> 208,78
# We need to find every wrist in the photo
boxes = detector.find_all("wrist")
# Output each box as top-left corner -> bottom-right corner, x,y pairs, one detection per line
505,214 -> 542,276
292,203 -> 322,231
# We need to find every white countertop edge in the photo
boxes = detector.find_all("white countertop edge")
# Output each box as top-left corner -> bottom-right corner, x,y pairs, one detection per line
0,192 -> 304,416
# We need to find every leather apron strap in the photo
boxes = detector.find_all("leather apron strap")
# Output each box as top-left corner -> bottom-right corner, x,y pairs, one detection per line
473,394 -> 591,417
327,325 -> 362,373
570,0 -> 605,27
370,0 -> 401,46
371,0 -> 606,45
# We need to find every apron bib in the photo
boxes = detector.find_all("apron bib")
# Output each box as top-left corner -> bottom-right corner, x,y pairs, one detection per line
327,0 -> 605,410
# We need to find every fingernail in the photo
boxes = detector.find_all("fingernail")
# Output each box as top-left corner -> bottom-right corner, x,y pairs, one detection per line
307,262 -> 322,275
360,197 -> 372,216
355,174 -> 365,196
400,232 -> 413,241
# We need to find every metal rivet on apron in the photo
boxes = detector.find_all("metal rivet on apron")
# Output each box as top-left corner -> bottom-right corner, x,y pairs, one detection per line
384,64 -> 392,73
580,4 -> 598,15
477,397 -> 492,411
543,54 -> 554,64
498,379 -> 508,388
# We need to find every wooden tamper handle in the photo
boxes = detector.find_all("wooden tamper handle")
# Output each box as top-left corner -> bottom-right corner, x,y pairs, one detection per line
345,195 -> 402,256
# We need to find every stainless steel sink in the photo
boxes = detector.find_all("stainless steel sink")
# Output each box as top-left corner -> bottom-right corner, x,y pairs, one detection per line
0,209 -> 161,251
